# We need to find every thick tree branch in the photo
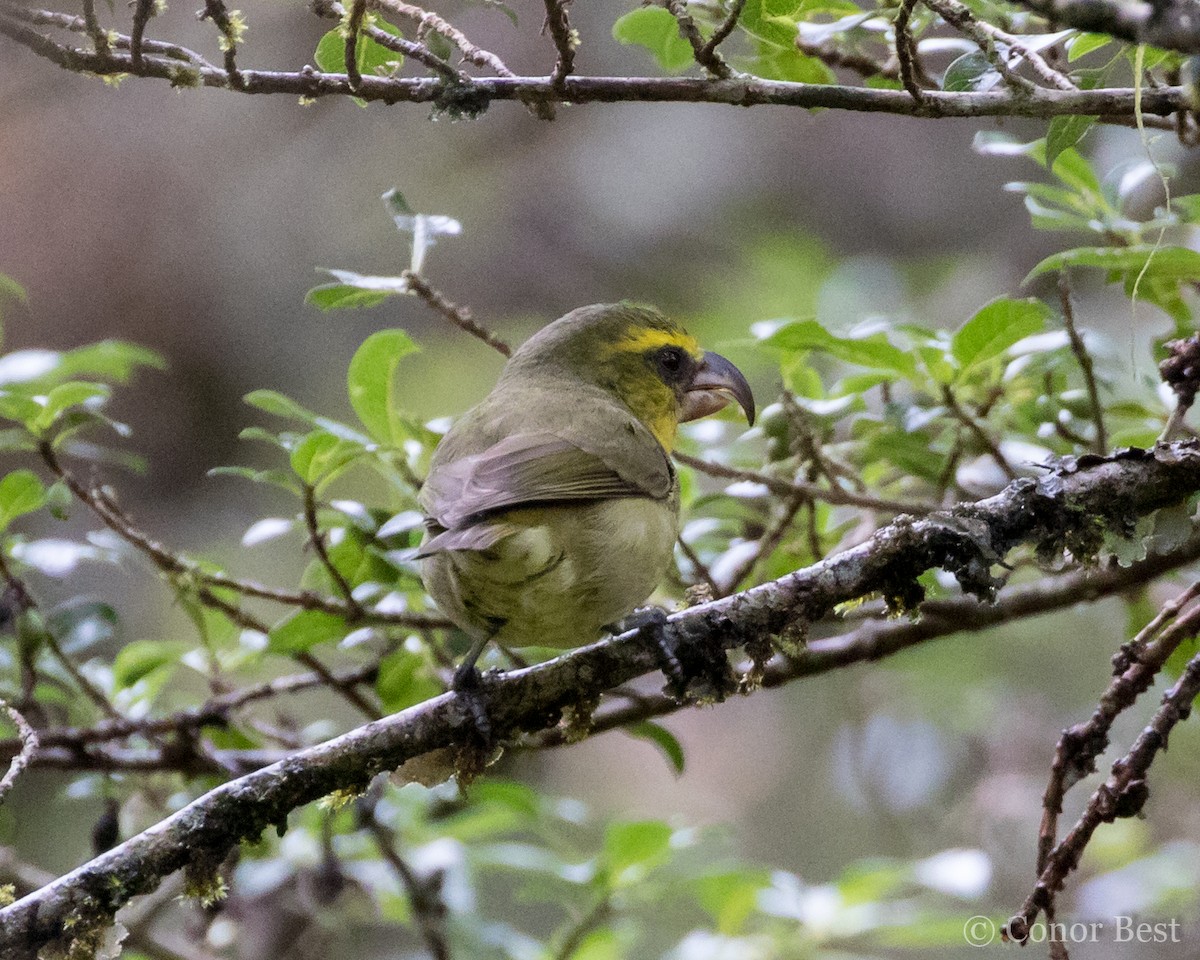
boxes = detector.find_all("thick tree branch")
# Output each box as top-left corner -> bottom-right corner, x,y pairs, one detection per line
0,15 -> 1187,121
4,443 -> 1200,957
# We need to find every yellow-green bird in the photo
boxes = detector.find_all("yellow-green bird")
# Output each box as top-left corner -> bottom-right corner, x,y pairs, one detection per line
418,303 -> 755,690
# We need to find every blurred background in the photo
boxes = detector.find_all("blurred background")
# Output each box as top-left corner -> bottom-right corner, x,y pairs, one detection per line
3,1 -> 1200,957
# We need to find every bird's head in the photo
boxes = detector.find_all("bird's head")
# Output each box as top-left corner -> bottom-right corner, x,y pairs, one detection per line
503,303 -> 755,449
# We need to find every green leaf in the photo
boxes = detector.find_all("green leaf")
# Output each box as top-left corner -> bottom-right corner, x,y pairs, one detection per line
739,0 -> 806,48
208,465 -> 303,495
612,7 -> 695,72
375,650 -> 441,711
57,341 -> 165,382
289,430 -> 364,485
34,382 -> 111,431
0,470 -> 46,530
603,820 -> 673,878
347,329 -> 419,444
314,18 -> 404,76
1025,245 -> 1200,283
626,721 -> 685,774
245,389 -> 318,421
268,609 -> 349,653
942,51 -> 1002,92
306,284 -> 391,311
695,870 -> 771,935
1068,32 -> 1111,61
112,640 -> 190,690
745,43 -> 836,82
1045,115 -> 1097,168
951,298 -> 1050,376
763,319 -> 918,378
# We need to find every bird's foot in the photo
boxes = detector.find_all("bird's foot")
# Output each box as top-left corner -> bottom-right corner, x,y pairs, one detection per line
622,607 -> 738,704
451,663 -> 495,751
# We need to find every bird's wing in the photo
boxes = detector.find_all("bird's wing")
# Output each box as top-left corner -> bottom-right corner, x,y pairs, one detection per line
421,430 -> 672,533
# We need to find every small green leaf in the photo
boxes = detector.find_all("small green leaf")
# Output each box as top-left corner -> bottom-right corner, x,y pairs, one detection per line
245,389 -> 318,422
208,465 -> 303,495
612,7 -> 695,72
0,470 -> 46,530
347,329 -> 419,444
626,721 -> 685,774
113,640 -> 189,690
1045,115 -> 1097,168
951,297 -> 1050,376
314,19 -> 404,76
268,609 -> 349,653
604,820 -> 674,878
942,51 -> 1002,92
289,430 -> 364,485
306,284 -> 391,311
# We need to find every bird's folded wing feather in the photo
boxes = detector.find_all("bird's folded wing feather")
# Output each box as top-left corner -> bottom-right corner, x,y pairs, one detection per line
421,430 -> 671,533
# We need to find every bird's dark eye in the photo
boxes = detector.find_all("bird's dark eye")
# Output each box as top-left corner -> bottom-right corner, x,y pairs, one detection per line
656,346 -> 686,379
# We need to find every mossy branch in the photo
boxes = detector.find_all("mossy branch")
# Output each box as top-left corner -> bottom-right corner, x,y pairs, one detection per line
4,442 -> 1200,957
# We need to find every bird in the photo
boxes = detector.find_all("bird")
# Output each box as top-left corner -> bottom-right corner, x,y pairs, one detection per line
417,302 -> 755,698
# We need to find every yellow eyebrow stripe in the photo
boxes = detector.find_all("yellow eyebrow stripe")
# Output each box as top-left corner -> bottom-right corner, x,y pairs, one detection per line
611,328 -> 702,358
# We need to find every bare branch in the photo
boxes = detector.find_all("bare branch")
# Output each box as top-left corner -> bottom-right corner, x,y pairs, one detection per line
895,0 -> 927,101
0,15 -> 1187,121
1008,607 -> 1200,943
699,0 -> 747,62
663,0 -> 733,79
371,0 -> 516,77
0,703 -> 37,804
5,443 -> 1200,956
403,270 -> 513,357
542,0 -> 575,87
673,450 -> 940,514
1058,272 -> 1108,454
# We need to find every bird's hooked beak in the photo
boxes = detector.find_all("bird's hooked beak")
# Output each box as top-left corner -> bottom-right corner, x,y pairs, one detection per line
681,351 -> 756,426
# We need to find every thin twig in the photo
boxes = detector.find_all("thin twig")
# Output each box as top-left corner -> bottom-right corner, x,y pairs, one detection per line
796,38 -> 899,80
940,385 -> 1017,480
1057,272 -> 1107,454
359,791 -> 450,960
699,0 -> 747,62
1034,580 -> 1200,877
129,0 -> 154,68
1008,614 -> 1200,942
372,0 -> 515,76
80,0 -> 106,53
676,535 -> 720,596
719,493 -> 806,596
303,484 -> 362,615
199,0 -> 242,87
402,271 -> 512,357
663,0 -> 732,78
0,661 -> 381,759
924,0 -> 1074,91
895,0 -> 926,101
0,702 -> 38,804
673,450 -> 939,514
542,0 -> 575,87
344,0 -> 366,88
